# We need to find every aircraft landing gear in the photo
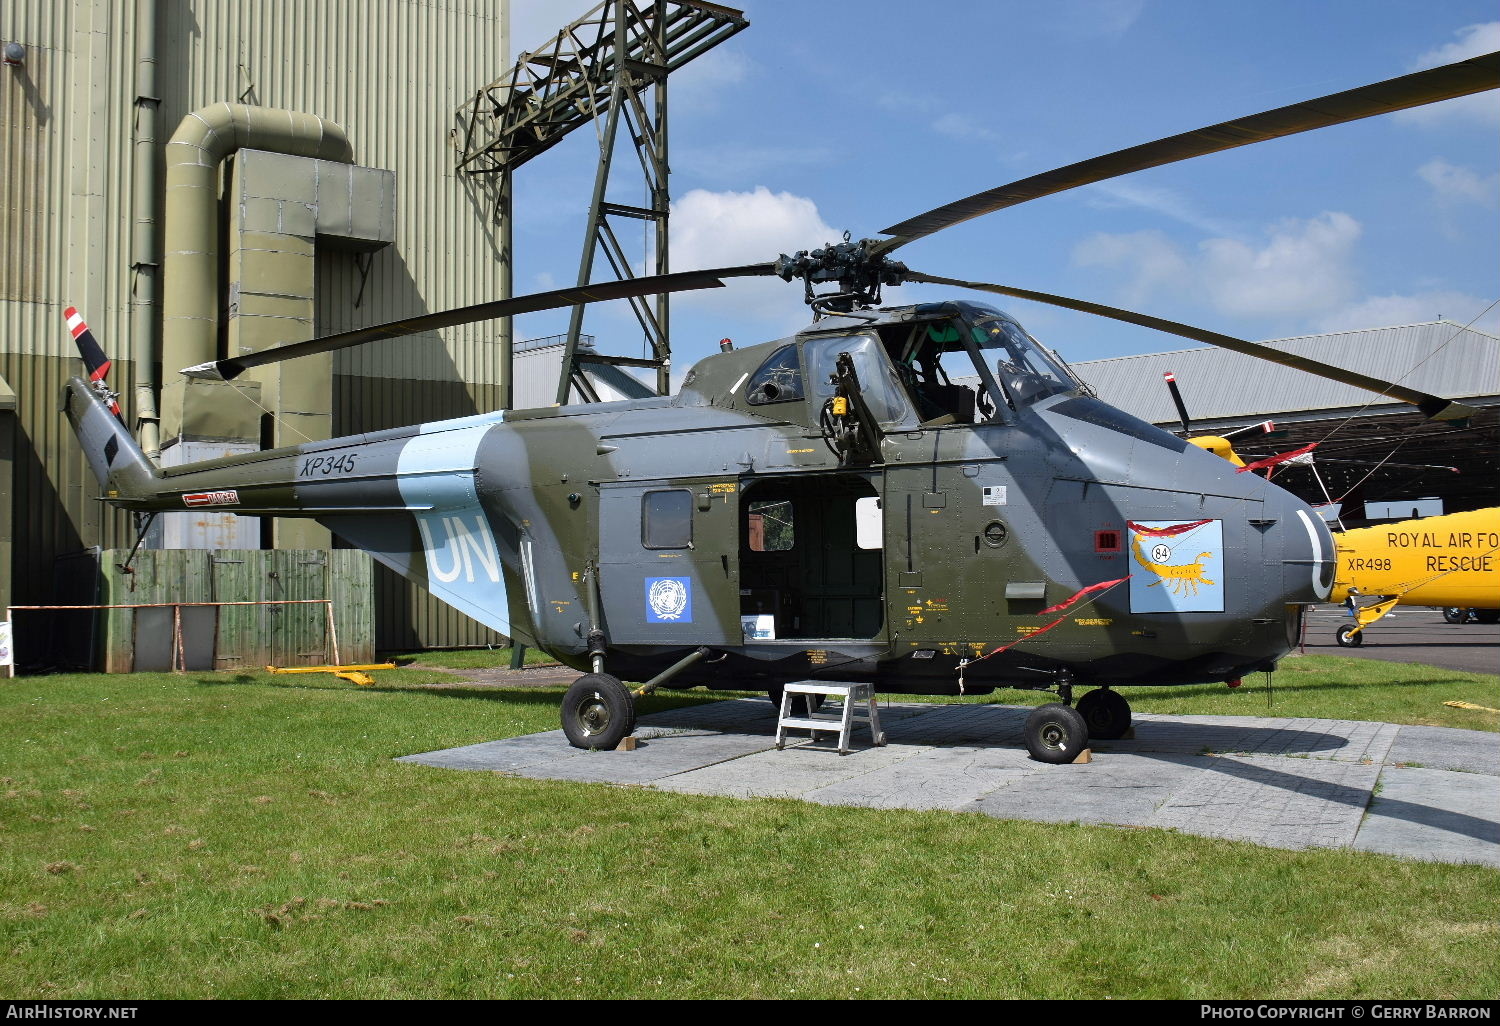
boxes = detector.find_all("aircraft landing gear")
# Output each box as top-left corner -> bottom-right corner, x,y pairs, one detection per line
1075,687 -> 1132,739
1024,703 -> 1089,764
1335,624 -> 1364,647
561,673 -> 637,750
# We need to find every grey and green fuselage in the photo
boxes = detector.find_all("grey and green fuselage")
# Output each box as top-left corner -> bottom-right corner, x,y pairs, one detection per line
66,301 -> 1334,693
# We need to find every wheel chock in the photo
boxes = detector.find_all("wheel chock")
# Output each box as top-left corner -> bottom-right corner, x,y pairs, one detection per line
1073,748 -> 1093,764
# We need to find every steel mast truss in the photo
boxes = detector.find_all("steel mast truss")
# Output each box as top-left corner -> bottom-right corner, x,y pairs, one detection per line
453,0 -> 748,404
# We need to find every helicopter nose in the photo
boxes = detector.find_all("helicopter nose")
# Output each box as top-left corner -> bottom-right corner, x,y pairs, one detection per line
1264,489 -> 1336,605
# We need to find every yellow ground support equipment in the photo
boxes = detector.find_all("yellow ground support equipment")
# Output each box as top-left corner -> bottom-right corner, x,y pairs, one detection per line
266,663 -> 396,686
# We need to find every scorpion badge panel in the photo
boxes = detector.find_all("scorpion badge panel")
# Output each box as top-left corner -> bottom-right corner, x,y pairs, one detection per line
1127,519 -> 1225,613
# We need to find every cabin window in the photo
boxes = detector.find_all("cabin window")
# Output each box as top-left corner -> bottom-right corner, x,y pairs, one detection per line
747,499 -> 795,551
746,344 -> 804,405
643,489 -> 693,549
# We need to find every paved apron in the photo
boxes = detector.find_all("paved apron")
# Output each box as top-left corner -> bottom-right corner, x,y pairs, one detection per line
399,699 -> 1500,868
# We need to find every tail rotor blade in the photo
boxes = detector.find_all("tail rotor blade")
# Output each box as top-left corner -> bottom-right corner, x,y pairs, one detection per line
1163,371 -> 1193,435
63,306 -> 121,419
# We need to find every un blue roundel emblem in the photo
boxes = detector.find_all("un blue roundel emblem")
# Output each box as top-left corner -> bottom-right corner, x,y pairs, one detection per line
646,577 -> 691,622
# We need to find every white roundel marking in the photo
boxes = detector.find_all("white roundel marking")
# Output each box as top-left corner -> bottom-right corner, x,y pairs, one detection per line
1150,543 -> 1173,564
648,579 -> 688,620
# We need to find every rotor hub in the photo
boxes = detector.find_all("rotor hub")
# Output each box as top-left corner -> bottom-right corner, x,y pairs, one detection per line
774,234 -> 909,311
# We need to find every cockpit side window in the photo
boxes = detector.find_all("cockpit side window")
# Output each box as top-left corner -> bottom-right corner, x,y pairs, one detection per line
746,344 -> 804,406
804,333 -> 912,427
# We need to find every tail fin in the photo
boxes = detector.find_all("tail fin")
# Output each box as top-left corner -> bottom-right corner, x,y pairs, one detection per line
63,306 -> 121,419
63,377 -> 160,504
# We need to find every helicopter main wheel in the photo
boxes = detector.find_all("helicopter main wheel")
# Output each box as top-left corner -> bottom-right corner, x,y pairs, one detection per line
1335,624 -> 1364,647
1442,607 -> 1470,624
561,673 -> 637,750
1024,703 -> 1090,764
1075,688 -> 1132,740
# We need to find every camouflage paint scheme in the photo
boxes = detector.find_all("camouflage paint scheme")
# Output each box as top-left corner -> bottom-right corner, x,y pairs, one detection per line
65,301 -> 1335,694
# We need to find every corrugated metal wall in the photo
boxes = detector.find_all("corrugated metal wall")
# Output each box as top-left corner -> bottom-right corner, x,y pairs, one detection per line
1,0 -> 512,647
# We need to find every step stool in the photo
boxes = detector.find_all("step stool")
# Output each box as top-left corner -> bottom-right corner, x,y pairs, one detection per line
775,682 -> 886,756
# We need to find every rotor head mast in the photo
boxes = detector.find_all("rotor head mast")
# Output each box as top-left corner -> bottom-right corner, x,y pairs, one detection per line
774,233 -> 910,314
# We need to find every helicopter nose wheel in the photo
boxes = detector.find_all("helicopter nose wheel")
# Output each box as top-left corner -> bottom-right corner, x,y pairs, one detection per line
561,673 -> 637,750
1335,624 -> 1364,647
1074,687 -> 1132,740
1024,703 -> 1090,764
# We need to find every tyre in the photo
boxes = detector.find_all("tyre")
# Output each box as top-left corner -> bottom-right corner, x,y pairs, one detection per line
1474,609 -> 1500,625
1024,702 -> 1090,764
1075,688 -> 1131,740
1442,607 -> 1469,624
767,684 -> 824,717
1335,624 -> 1363,647
561,673 -> 636,750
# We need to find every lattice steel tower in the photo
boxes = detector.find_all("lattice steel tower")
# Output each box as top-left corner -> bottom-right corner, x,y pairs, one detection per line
453,0 -> 748,406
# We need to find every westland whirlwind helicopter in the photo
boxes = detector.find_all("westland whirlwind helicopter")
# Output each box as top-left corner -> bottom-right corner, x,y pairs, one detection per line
65,52 -> 1499,762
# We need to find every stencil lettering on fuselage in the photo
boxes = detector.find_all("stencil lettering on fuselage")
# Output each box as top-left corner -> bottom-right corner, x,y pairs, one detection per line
396,422 -> 511,634
1128,519 -> 1225,613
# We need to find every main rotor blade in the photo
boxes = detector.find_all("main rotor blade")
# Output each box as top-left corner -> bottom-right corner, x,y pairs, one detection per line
906,271 -> 1479,421
188,265 -> 777,380
880,52 -> 1500,247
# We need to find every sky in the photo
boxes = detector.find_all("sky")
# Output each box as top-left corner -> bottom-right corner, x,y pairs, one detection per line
499,0 -> 1500,382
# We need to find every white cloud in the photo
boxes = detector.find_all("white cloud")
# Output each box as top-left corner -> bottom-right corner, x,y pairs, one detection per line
1073,229 -> 1191,306
1417,158 -> 1500,208
1086,181 -> 1238,236
1411,21 -> 1500,67
1396,23 -> 1500,127
1073,213 -> 1362,320
672,186 -> 840,267
1313,292 -> 1500,336
668,186 -> 841,326
1199,212 -> 1362,318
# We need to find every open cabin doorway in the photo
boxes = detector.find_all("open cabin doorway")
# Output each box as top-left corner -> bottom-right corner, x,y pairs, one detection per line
739,474 -> 884,641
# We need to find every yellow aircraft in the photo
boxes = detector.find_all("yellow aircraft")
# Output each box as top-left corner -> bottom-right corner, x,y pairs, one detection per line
1329,507 -> 1500,645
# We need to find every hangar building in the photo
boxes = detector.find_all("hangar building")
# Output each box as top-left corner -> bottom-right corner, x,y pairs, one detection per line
2,0 -> 513,656
1066,319 -> 1500,525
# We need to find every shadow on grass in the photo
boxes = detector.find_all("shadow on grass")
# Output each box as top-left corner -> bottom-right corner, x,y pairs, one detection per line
189,673 -> 744,717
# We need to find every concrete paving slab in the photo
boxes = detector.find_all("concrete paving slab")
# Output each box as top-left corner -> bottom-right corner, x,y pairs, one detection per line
973,752 -> 1207,826
1352,766 -> 1500,868
658,739 -> 930,799
805,745 -> 1039,811
1383,724 -> 1500,776
1149,755 -> 1380,850
397,696 -> 1500,866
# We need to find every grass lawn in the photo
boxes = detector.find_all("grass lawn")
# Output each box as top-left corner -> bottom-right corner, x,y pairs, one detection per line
1,659 -> 1496,999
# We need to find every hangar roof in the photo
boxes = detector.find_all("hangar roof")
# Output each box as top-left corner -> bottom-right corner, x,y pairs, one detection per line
1061,320 -> 1500,430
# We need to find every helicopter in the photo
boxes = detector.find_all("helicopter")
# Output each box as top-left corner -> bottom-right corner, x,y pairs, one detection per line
1328,508 -> 1500,645
63,51 -> 1499,763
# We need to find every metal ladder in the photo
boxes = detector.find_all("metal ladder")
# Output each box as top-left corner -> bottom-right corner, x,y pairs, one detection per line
775,681 -> 886,756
